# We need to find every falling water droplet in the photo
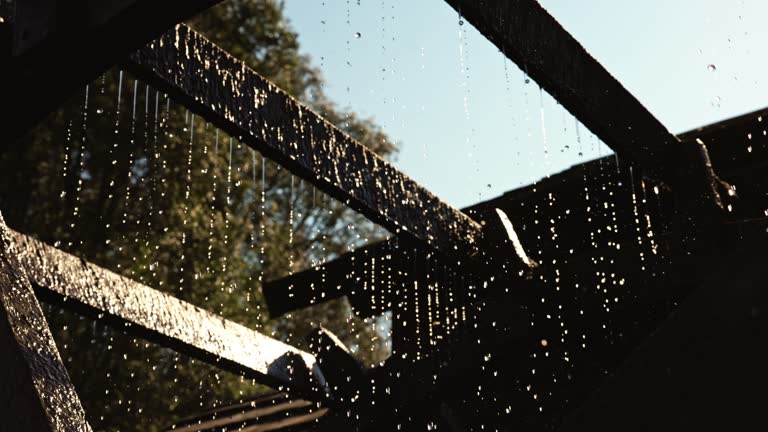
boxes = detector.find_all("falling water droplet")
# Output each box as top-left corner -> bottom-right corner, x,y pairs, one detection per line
132,80 -> 139,120
355,32 -> 362,38
707,64 -> 717,72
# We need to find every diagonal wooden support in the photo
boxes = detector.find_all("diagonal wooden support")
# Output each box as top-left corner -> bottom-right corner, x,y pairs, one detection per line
7,227 -> 328,397
442,0 -> 671,171
0,214 -> 92,432
126,24 -> 484,260
442,0 -> 722,211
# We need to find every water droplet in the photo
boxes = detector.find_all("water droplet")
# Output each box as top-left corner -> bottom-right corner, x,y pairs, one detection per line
707,64 -> 717,72
96,108 -> 104,114
354,32 -> 361,38
459,19 -> 464,25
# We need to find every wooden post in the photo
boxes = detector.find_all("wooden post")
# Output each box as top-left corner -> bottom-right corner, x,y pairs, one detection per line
0,214 -> 92,432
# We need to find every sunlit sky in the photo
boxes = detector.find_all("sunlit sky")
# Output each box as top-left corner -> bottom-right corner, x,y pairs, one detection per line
283,0 -> 768,209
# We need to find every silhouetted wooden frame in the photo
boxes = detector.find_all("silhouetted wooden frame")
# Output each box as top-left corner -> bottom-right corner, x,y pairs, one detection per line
0,1 -> 737,429
443,0 -> 722,213
125,24 -> 485,262
0,217 -> 327,431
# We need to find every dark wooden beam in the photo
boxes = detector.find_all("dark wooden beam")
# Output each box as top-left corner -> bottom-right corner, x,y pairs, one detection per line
7,226 -> 328,397
263,197 -> 531,319
0,215 -> 92,432
125,24 -> 484,260
442,0 -> 721,209
443,0 -> 671,171
263,242 -> 405,319
2,0 -> 221,144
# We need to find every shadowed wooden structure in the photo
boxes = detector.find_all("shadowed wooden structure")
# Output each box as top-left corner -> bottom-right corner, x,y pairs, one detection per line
2,0 -> 767,431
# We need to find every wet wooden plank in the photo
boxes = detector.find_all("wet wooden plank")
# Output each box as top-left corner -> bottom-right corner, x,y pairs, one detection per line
0,215 -> 92,432
126,24 -> 484,260
7,226 -> 327,396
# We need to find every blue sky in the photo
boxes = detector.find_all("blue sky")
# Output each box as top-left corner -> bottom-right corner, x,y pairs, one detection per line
283,0 -> 768,209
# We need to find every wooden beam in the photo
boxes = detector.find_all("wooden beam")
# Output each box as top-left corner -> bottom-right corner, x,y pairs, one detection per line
7,226 -> 328,397
442,0 -> 721,208
263,242 -> 404,318
444,0 -> 671,172
0,215 -> 92,432
126,24 -> 484,260
263,197 -> 531,318
2,0 -> 221,144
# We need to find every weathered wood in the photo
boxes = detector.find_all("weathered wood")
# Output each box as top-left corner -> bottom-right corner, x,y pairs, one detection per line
7,227 -> 327,396
0,215 -> 92,432
2,0 -> 221,144
442,0 -> 721,209
126,24 -> 484,260
168,392 -> 328,432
